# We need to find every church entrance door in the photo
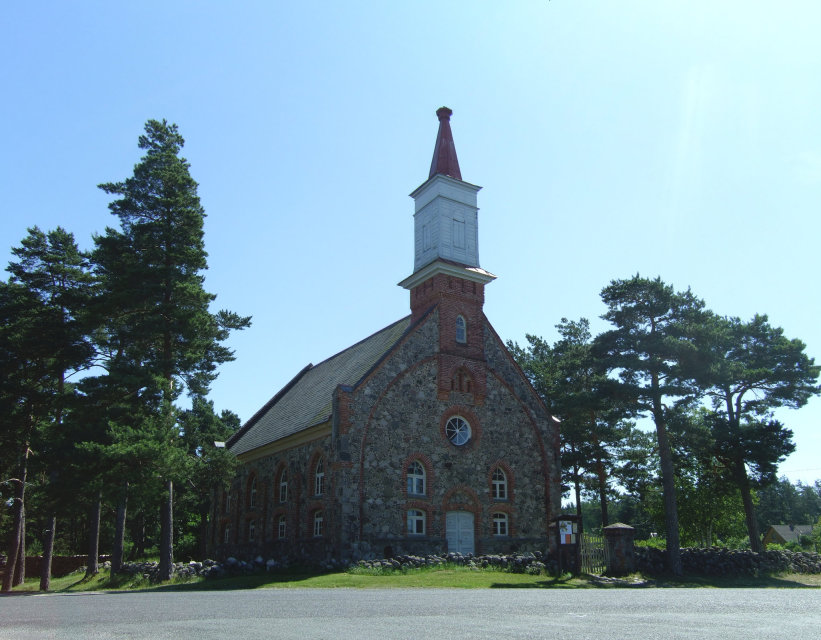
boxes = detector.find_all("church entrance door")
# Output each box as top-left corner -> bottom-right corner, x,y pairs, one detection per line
446,511 -> 475,555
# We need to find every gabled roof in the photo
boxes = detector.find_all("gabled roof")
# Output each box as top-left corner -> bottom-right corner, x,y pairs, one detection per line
227,316 -> 412,456
765,524 -> 814,543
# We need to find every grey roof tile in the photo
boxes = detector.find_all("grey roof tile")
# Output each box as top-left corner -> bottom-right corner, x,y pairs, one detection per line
228,316 -> 411,456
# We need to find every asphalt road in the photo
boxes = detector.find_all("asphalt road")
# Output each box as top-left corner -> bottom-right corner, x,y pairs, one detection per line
1,587 -> 819,639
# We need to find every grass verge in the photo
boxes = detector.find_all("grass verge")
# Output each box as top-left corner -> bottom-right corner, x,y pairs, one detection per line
10,565 -> 821,593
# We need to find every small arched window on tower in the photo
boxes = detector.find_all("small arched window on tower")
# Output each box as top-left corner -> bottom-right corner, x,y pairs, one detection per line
455,315 -> 467,344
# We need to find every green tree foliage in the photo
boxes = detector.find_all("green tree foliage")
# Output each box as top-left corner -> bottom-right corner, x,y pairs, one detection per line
91,119 -> 250,580
176,398 -> 239,559
691,313 -> 820,551
757,478 -> 821,533
594,275 -> 706,575
509,318 -> 633,527
1,227 -> 94,591
667,408 -> 747,546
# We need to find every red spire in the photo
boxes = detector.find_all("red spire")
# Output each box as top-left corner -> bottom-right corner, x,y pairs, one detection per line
428,106 -> 462,181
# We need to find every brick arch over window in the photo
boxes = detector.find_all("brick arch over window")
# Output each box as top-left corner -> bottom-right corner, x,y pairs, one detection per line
487,502 -> 517,537
438,358 -> 486,402
307,502 -> 325,538
450,366 -> 473,393
272,507 -> 289,541
439,406 -> 482,451
245,471 -> 259,511
486,365 -> 556,539
488,460 -> 515,502
402,453 -> 434,499
442,485 -> 481,516
404,500 -> 435,536
308,450 -> 326,497
357,357 -> 437,540
274,462 -> 289,504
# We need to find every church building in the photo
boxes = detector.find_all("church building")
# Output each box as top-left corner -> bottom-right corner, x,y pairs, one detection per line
212,108 -> 561,564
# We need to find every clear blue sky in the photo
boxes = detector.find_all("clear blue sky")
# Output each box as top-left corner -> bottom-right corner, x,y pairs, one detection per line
2,1 -> 819,485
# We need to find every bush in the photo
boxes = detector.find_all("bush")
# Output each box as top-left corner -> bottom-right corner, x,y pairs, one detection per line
635,537 -> 666,550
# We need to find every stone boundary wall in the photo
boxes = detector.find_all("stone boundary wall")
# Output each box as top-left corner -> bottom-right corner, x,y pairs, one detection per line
22,555 -> 112,578
635,546 -> 821,575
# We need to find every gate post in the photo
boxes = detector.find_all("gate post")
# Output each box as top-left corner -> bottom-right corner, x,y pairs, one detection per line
603,523 -> 635,576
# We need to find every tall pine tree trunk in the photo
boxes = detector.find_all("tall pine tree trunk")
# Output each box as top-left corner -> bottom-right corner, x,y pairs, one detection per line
86,490 -> 102,577
129,512 -> 145,560
652,376 -> 682,576
735,462 -> 763,553
2,446 -> 29,592
40,514 -> 57,591
158,479 -> 174,581
13,505 -> 26,587
111,482 -> 128,573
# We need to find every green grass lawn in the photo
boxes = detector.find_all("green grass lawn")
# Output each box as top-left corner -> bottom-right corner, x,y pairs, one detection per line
10,563 -> 821,593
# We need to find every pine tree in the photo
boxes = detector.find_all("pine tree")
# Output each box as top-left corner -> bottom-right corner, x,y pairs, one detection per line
0,227 -> 94,591
594,275 -> 706,575
92,119 -> 250,580
692,313 -> 820,552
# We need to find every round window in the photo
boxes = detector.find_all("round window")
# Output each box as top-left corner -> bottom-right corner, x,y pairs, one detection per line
445,416 -> 471,446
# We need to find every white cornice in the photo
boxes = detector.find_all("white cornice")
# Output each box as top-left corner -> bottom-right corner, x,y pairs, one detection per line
398,259 -> 497,291
409,173 -> 481,199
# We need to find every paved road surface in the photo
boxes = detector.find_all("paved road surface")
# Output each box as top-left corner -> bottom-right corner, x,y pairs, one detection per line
1,587 -> 819,639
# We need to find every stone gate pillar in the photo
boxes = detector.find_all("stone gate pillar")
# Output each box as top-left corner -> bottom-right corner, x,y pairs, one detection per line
603,523 -> 635,576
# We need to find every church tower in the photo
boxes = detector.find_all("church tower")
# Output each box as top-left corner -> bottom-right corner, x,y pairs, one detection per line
399,107 -> 496,402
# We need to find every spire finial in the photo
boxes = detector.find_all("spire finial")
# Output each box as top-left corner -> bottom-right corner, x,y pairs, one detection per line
429,106 -> 462,180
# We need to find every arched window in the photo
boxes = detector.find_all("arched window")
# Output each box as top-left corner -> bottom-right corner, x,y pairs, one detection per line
313,510 -> 324,537
249,477 -> 257,509
492,468 -> 508,500
279,469 -> 288,503
224,492 -> 232,515
455,315 -> 467,344
223,524 -> 231,544
407,509 -> 426,536
492,512 -> 508,536
407,461 -> 426,495
314,457 -> 325,496
278,514 -> 287,540
248,520 -> 256,542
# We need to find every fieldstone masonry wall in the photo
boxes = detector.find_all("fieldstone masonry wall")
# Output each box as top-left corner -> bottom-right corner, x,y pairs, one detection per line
216,307 -> 560,565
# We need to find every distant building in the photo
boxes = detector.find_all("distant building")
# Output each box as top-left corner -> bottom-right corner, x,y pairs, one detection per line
210,108 -> 561,564
762,524 -> 814,547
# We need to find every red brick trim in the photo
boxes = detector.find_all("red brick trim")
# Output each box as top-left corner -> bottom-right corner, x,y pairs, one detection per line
488,506 -> 516,537
442,484 -> 481,515
486,367 -> 556,539
358,356 -> 437,540
439,405 -> 482,451
245,471 -> 259,512
307,503 -> 326,538
402,453 -> 435,500
308,449 -> 327,498
487,460 -> 515,502
404,501 -> 435,536
274,462 -> 289,504
272,507 -> 289,541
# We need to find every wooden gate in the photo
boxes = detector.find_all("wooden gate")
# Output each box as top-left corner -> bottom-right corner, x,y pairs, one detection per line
580,532 -> 610,575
